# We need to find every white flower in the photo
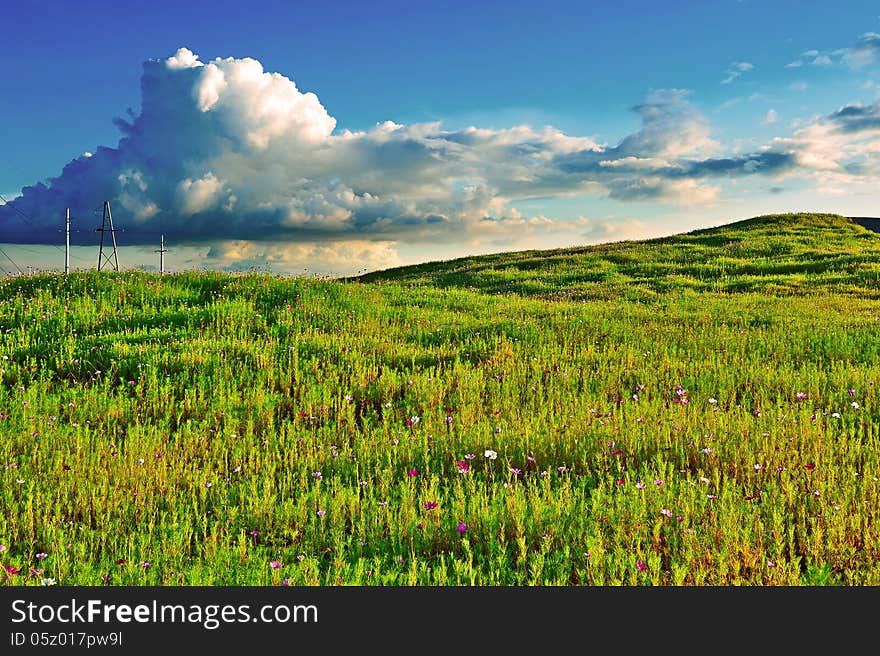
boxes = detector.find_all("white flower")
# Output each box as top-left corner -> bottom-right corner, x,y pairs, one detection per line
484,449 -> 498,460
40,578 -> 56,586
851,402 -> 860,409
708,398 -> 718,404
831,412 -> 841,418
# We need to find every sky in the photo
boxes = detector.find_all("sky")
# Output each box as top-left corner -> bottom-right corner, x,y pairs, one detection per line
1,0 -> 879,276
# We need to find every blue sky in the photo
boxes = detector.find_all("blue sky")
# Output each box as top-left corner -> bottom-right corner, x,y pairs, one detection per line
1,0 -> 879,274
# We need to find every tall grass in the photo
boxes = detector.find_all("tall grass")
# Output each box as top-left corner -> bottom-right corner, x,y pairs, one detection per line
1,213 -> 879,585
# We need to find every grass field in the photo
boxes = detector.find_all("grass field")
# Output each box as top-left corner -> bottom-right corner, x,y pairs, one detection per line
1,212 -> 879,585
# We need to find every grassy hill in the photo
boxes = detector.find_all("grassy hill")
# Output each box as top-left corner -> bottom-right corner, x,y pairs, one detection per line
357,213 -> 880,299
1,212 -> 879,586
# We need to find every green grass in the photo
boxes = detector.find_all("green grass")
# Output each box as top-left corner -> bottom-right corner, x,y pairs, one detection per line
1,212 -> 879,585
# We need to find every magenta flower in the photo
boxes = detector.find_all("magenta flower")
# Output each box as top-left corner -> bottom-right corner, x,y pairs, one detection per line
423,501 -> 438,510
456,460 -> 470,473
796,392 -> 808,399
654,479 -> 664,486
270,561 -> 283,569
636,560 -> 647,572
456,523 -> 468,534
249,530 -> 259,536
407,468 -> 419,477
316,509 -> 326,517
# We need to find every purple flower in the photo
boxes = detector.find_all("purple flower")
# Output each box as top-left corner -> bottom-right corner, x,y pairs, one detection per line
311,471 -> 322,479
445,416 -> 454,424
456,523 -> 468,534
423,501 -> 438,510
509,467 -> 522,475
140,561 -> 151,568
557,466 -> 567,473
848,388 -> 856,397
463,453 -> 476,460
249,530 -> 259,536
316,509 -> 326,517
270,561 -> 283,569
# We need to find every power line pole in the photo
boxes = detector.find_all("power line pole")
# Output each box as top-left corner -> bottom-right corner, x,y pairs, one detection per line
155,234 -> 167,273
65,208 -> 70,274
96,201 -> 120,271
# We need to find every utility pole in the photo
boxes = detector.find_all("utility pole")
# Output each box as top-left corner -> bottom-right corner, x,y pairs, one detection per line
96,201 -> 120,271
155,234 -> 167,273
65,208 -> 70,274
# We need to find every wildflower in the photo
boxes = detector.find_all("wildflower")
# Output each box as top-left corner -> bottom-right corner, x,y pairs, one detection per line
540,470 -> 548,478
527,454 -> 536,463
698,476 -> 710,484
249,530 -> 259,536
101,574 -> 111,582
831,412 -> 841,418
848,388 -> 856,397
203,482 -> 212,488
557,466 -> 567,473
344,395 -> 354,402
4,566 -> 20,575
297,555 -> 306,561
754,464 -> 763,471
636,560 -> 648,572
676,516 -> 684,522
407,468 -> 419,477
317,509 -> 326,517
0,545 -> 5,552
484,449 -> 498,460
384,402 -> 392,408
796,392 -> 808,399
456,461 -> 470,473
445,416 -> 453,424
615,478 -> 625,485
407,416 -> 420,426
456,523 -> 468,534
35,552 -> 47,559
767,561 -> 777,568
311,471 -> 322,479
805,462 -> 816,470
660,509 -> 673,518
635,482 -> 646,490
700,447 -> 712,454
29,568 -> 43,575
509,467 -> 522,475
464,453 -> 476,460
708,398 -> 718,404
270,561 -> 283,569
493,427 -> 502,434
359,480 -> 368,486
114,559 -> 127,565
707,494 -> 717,500
654,479 -> 664,486
140,561 -> 151,568
851,402 -> 860,409
424,501 -> 438,510
281,578 -> 291,586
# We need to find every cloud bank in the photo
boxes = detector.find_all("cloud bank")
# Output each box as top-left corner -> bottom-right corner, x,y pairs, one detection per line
0,47 -> 877,260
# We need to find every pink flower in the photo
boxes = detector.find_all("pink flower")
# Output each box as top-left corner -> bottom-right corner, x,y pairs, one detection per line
35,552 -> 47,559
660,509 -> 673,518
456,523 -> 467,534
423,501 -> 438,510
407,468 -> 419,477
654,479 -> 664,486
635,482 -> 647,490
456,461 -> 470,473
636,560 -> 647,572
316,509 -> 326,517
270,561 -> 283,569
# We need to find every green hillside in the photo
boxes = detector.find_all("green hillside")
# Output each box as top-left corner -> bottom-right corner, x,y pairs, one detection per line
357,213 -> 880,299
2,212 -> 880,586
